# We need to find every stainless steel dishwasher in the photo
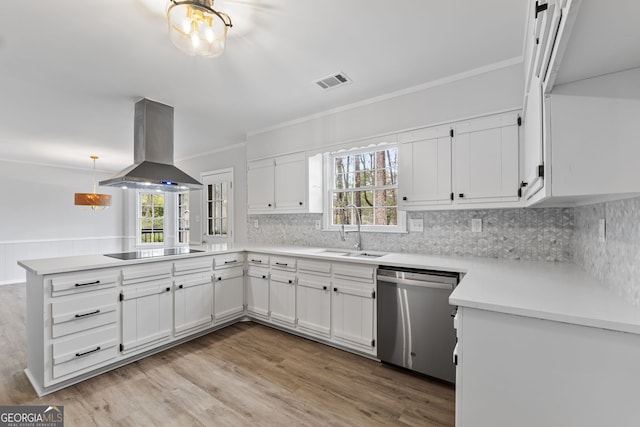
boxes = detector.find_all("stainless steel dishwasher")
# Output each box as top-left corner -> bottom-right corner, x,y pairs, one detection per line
377,266 -> 458,383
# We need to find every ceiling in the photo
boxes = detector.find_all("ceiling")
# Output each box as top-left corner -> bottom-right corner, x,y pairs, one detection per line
0,0 -> 529,171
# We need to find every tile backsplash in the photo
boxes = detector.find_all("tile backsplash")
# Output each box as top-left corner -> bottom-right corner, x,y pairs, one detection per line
574,196 -> 640,306
248,207 -> 574,262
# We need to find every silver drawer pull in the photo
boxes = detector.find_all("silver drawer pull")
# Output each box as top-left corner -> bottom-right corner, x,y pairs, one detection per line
75,280 -> 100,287
74,309 -> 101,318
76,346 -> 100,358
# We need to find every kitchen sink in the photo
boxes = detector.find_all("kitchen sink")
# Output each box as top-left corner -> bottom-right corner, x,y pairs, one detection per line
319,249 -> 387,258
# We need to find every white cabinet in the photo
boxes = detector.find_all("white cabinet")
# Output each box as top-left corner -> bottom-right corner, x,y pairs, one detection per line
247,152 -> 322,214
269,256 -> 297,327
121,263 -> 173,353
331,263 -> 376,355
296,260 -> 331,338
398,126 -> 453,208
247,158 -> 275,212
173,257 -> 214,336
245,253 -> 270,319
213,254 -> 245,324
453,112 -> 520,203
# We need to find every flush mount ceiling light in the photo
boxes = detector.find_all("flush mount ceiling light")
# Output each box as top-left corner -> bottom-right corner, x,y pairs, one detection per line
167,0 -> 232,58
74,156 -> 112,211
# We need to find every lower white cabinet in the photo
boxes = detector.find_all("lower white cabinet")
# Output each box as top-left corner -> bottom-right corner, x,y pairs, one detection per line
121,281 -> 172,353
246,266 -> 270,319
174,272 -> 213,336
269,271 -> 296,327
214,266 -> 245,323
296,261 -> 331,338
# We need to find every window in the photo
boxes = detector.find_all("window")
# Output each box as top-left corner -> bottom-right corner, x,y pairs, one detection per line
177,192 -> 190,244
139,192 -> 165,244
329,145 -> 404,231
202,169 -> 234,242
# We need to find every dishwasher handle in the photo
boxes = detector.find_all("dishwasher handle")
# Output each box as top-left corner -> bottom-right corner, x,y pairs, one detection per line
376,275 -> 454,291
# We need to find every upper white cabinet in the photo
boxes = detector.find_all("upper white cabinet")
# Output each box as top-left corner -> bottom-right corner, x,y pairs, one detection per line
397,110 -> 521,210
453,112 -> 520,204
247,152 -> 322,214
398,126 -> 452,208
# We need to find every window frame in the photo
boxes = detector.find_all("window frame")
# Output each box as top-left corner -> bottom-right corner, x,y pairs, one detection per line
201,168 -> 234,244
136,190 -> 166,246
323,143 -> 406,234
176,191 -> 190,246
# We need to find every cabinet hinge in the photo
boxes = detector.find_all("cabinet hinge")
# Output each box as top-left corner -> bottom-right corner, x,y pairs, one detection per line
450,192 -> 454,201
119,344 -> 123,352
371,290 -> 376,299
119,292 -> 123,302
535,1 -> 549,19
538,164 -> 545,178
449,129 -> 454,138
371,339 -> 376,347
517,115 -> 522,126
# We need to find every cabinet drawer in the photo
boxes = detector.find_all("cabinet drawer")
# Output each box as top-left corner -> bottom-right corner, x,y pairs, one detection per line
213,252 -> 245,269
247,266 -> 269,280
122,263 -> 172,285
49,270 -> 118,297
297,259 -> 331,276
332,278 -> 375,298
51,289 -> 118,338
270,256 -> 296,272
333,263 -> 375,282
174,272 -> 211,290
271,272 -> 296,285
297,274 -> 330,291
52,325 -> 118,380
247,253 -> 270,267
214,266 -> 244,282
174,256 -> 213,275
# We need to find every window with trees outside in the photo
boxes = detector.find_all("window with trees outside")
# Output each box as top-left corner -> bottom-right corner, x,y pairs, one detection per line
331,146 -> 402,231
177,192 -> 189,244
139,192 -> 165,244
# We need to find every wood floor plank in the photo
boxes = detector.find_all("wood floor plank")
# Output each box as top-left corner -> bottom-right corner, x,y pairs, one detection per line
1,283 -> 455,426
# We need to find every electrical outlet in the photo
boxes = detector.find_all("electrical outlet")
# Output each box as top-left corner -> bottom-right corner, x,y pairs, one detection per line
315,220 -> 321,230
471,218 -> 482,233
599,218 -> 606,242
254,219 -> 259,228
409,218 -> 424,232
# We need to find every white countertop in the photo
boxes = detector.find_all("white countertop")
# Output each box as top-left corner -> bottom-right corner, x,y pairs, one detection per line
18,244 -> 640,335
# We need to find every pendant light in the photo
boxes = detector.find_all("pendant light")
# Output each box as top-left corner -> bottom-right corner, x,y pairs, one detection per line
167,0 -> 232,58
74,156 -> 112,211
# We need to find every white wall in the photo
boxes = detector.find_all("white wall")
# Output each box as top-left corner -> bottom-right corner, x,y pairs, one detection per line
247,63 -> 524,159
177,144 -> 248,245
0,160 -> 125,284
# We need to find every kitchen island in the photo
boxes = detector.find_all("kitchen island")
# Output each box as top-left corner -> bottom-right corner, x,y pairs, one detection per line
19,245 -> 640,427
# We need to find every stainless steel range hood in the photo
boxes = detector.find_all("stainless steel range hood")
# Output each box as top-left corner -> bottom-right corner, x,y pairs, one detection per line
99,98 -> 202,192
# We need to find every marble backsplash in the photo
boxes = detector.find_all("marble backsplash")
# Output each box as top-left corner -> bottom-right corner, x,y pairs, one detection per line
248,207 -> 574,262
574,196 -> 640,306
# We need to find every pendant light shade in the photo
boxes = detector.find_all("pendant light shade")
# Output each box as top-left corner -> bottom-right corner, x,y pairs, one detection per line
74,156 -> 112,211
167,0 -> 232,58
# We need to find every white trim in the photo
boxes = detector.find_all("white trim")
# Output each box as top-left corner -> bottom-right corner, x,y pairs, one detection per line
0,157 -> 117,174
0,236 -> 128,245
248,57 -> 523,138
177,141 -> 247,163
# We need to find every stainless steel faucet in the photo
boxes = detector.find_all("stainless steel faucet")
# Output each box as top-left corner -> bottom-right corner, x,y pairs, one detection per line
340,203 -> 362,251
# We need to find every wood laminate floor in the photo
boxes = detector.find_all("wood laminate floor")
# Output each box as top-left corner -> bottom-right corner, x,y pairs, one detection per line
0,282 -> 455,426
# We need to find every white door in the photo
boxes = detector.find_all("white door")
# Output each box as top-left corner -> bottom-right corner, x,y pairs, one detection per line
121,282 -> 172,352
202,168 -> 234,244
174,273 -> 213,335
214,268 -> 245,323
269,273 -> 296,327
246,267 -> 270,319
296,275 -> 331,338
274,152 -> 306,211
247,159 -> 275,212
331,280 -> 375,353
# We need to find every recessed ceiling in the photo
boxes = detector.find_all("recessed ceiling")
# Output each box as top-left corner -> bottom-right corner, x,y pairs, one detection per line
0,0 -> 527,171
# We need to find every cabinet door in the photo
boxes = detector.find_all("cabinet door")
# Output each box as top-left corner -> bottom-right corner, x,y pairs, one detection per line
246,268 -> 269,319
331,280 -> 375,353
214,269 -> 245,323
269,273 -> 296,327
121,282 -> 172,353
454,113 -> 520,203
274,153 -> 306,211
398,126 -> 452,208
296,275 -> 331,338
247,159 -> 275,212
522,75 -> 545,200
174,274 -> 213,336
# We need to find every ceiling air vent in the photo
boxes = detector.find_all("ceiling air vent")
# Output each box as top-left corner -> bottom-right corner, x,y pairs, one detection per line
314,72 -> 352,90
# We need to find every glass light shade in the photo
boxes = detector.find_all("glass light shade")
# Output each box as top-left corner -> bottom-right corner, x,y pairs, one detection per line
74,193 -> 112,211
168,0 -> 232,58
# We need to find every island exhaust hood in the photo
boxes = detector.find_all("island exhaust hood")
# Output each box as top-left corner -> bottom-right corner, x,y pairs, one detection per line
99,98 -> 202,192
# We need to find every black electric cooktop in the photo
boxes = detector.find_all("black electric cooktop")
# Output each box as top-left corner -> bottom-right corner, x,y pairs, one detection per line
104,248 -> 204,260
